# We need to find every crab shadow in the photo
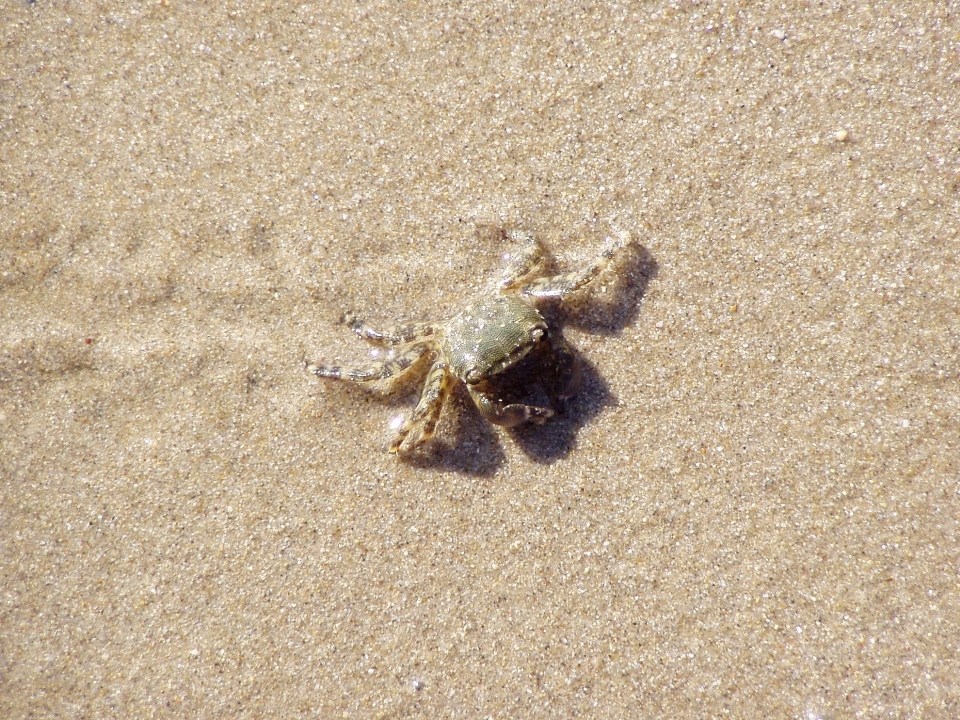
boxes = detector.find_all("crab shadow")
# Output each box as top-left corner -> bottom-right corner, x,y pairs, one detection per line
505,352 -> 615,463
404,242 -> 657,471
561,240 -> 658,336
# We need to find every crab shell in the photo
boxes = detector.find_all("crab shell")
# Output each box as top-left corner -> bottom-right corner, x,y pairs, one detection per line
442,294 -> 548,386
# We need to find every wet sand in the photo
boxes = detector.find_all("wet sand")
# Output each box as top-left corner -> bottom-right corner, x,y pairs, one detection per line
2,2 -> 958,717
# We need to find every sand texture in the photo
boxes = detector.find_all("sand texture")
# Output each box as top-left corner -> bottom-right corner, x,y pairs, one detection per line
3,1 -> 959,717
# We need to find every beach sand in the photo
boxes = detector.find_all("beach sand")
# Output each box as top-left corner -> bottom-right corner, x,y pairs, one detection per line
2,1 -> 958,717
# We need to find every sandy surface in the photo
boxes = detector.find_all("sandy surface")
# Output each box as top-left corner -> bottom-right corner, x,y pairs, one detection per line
3,1 -> 959,717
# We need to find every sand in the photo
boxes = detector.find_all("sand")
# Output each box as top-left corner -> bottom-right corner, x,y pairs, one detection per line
2,1 -> 958,717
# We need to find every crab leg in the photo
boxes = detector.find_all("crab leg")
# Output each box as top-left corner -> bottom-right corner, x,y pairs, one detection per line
519,231 -> 629,300
390,362 -> 453,454
467,387 -> 554,428
341,312 -> 438,346
498,231 -> 549,291
307,342 -> 432,388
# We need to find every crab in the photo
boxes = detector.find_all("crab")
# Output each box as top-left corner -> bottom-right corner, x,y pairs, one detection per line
307,230 -> 630,455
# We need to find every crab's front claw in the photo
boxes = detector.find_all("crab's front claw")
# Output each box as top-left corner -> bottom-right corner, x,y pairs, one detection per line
469,387 -> 555,428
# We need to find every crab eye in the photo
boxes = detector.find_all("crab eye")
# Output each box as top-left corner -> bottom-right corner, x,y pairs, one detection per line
530,327 -> 547,342
466,368 -> 484,385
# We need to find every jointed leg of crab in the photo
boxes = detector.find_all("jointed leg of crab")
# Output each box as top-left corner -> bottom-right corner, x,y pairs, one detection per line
497,231 -> 550,291
515,230 -> 629,300
390,361 -> 454,454
341,312 -> 438,346
467,386 -> 555,427
306,341 -> 433,389
308,317 -> 449,454
308,337 -> 455,455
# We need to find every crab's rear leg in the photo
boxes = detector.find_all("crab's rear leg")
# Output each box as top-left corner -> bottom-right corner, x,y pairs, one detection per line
390,361 -> 453,455
498,231 -> 550,292
341,312 -> 438,346
307,341 -> 432,392
519,231 -> 629,300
